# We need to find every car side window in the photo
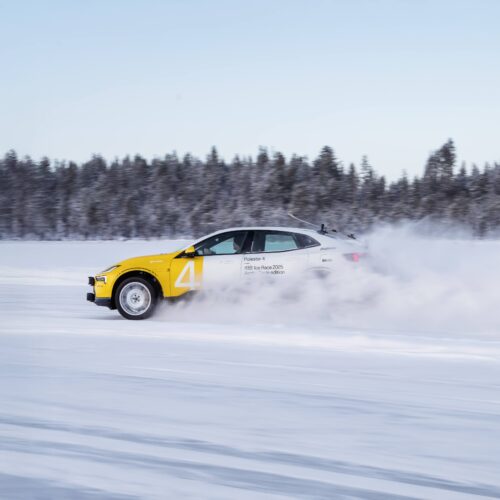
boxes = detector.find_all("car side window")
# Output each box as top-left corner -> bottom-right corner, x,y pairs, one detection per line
295,233 -> 320,248
195,231 -> 248,256
252,231 -> 299,253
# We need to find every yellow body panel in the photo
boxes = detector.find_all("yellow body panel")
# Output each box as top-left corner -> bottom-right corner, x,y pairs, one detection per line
168,256 -> 204,297
93,250 -> 204,301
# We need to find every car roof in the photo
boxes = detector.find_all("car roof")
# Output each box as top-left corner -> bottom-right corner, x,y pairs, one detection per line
179,226 -> 362,252
188,226 -> 334,246
199,226 -> 320,237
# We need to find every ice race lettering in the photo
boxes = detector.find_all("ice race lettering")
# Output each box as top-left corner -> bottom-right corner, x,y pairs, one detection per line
243,256 -> 286,276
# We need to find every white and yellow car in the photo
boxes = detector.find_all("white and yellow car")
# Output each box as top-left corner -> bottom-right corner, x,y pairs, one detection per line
87,227 -> 364,320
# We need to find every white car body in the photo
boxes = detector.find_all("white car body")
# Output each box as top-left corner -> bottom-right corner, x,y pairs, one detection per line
180,226 -> 364,289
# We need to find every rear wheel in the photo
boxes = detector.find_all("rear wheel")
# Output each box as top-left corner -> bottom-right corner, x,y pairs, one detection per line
306,267 -> 332,280
116,277 -> 157,320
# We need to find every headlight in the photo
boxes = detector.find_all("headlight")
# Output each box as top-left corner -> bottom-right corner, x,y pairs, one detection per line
100,265 -> 120,274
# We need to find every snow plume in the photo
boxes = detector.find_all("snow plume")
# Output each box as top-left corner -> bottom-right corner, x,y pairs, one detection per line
1,232 -> 497,338
163,225 -> 500,338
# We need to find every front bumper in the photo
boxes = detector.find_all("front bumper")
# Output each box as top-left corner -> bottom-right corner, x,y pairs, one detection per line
87,277 -> 114,309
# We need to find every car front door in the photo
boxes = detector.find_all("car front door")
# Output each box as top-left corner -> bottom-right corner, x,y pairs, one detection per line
171,231 -> 250,295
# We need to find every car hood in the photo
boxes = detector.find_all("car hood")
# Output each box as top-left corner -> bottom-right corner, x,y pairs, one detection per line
116,252 -> 179,269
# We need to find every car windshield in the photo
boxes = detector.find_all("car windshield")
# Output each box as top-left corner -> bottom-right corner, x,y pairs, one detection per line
168,240 -> 193,253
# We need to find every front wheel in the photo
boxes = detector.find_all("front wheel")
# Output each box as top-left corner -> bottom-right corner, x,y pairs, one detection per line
116,278 -> 157,320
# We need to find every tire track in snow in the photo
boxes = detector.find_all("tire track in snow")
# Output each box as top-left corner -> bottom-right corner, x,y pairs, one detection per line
1,415 -> 499,498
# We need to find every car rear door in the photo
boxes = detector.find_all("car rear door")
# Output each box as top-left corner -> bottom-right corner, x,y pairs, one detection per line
241,230 -> 309,279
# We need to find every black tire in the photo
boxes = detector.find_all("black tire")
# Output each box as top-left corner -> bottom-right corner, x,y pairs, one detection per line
116,277 -> 157,320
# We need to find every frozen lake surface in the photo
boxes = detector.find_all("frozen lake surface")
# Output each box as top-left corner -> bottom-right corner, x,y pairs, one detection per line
1,237 -> 500,499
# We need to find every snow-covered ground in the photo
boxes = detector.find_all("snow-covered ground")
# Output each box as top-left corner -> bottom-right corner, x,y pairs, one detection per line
1,232 -> 500,499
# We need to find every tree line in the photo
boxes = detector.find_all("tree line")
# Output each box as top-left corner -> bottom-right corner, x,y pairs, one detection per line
1,139 -> 499,239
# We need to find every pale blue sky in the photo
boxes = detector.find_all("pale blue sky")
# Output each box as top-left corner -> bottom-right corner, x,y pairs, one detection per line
1,0 -> 499,178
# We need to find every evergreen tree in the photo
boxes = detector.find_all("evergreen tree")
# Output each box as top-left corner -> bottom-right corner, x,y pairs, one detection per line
0,140 -> 498,239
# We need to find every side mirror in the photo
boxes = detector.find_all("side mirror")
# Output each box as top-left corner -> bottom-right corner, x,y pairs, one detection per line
182,246 -> 196,258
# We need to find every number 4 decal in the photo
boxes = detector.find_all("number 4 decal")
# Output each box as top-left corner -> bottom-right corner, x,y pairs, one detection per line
175,261 -> 199,289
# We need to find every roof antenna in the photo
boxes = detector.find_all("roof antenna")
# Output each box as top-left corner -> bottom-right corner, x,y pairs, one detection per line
287,212 -> 318,229
288,212 -> 355,239
288,212 -> 329,234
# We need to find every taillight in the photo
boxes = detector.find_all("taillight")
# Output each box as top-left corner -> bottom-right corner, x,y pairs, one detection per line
343,252 -> 365,262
